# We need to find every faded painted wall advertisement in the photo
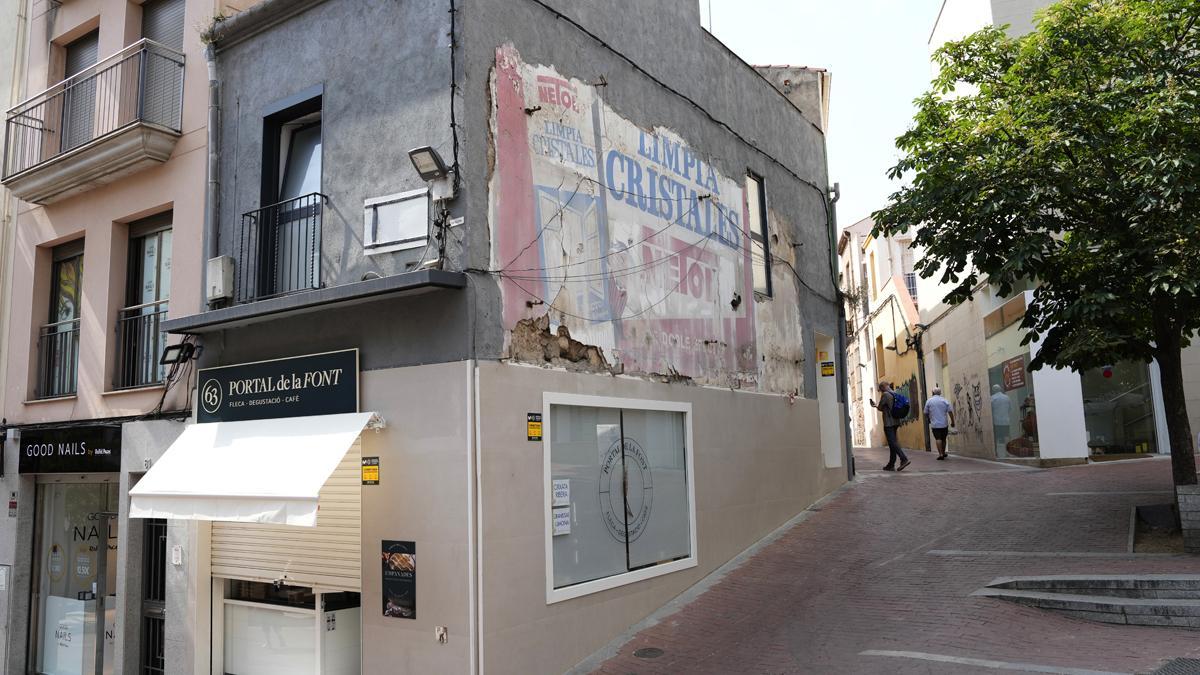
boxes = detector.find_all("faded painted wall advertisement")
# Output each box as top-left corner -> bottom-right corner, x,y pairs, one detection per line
491,46 -> 756,382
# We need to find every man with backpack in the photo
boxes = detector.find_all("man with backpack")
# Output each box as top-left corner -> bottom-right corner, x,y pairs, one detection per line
870,381 -> 911,472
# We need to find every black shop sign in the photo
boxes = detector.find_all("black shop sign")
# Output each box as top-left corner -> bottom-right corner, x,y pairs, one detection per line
19,425 -> 122,474
197,349 -> 359,423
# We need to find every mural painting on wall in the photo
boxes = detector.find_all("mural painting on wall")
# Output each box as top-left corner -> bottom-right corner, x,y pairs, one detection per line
490,45 -> 757,382
952,374 -> 985,434
894,375 -> 920,426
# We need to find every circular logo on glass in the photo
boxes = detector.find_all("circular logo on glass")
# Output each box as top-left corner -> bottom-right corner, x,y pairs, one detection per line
200,379 -> 223,415
599,437 -> 653,543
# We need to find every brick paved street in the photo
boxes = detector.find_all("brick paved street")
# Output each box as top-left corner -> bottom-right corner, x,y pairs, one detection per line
583,449 -> 1200,675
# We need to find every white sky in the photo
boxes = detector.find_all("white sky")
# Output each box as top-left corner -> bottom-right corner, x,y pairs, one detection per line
699,0 -> 945,229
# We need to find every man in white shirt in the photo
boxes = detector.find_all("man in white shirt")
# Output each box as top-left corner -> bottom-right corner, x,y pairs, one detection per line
924,387 -> 956,460
991,384 -> 1012,455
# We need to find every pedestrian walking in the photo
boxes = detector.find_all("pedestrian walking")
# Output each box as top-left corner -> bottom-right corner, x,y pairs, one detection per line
870,381 -> 910,472
924,386 -> 956,460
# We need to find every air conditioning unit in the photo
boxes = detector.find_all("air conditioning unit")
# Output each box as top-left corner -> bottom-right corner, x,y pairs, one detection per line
207,256 -> 235,303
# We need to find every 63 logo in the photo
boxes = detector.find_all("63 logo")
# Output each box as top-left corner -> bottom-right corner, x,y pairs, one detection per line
200,379 -> 222,415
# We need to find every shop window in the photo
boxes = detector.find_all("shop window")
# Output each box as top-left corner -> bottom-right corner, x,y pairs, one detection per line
32,482 -> 119,673
545,395 -> 695,603
1082,361 -> 1158,456
221,580 -> 361,673
984,298 -> 1038,458
746,173 -> 771,297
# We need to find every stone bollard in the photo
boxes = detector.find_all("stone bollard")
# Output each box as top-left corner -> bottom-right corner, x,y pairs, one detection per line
1180,485 -> 1200,554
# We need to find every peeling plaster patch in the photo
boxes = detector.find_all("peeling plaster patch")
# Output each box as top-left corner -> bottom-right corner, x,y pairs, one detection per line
509,314 -> 611,372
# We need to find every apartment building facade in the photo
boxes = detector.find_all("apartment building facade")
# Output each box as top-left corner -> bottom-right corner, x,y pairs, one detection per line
0,0 -> 849,673
839,216 -> 925,453
0,0 -> 264,673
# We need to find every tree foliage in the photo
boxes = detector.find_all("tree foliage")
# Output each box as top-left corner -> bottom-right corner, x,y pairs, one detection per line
874,0 -> 1200,483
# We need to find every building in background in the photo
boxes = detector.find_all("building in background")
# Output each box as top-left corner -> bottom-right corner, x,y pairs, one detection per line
902,0 -> 1196,465
18,0 -> 854,673
0,0 -> 26,667
0,1 -> 261,673
839,216 -> 924,452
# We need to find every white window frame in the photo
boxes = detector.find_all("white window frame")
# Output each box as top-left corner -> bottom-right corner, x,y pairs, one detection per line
542,392 -> 697,604
363,188 -> 429,255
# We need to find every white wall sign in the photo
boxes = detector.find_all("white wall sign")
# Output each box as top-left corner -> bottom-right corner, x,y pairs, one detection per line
552,507 -> 572,536
552,479 -> 570,507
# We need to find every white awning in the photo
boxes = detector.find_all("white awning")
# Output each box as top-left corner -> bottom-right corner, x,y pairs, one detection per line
130,412 -> 378,527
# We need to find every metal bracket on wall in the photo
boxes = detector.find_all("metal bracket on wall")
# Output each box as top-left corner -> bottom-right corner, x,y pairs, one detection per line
367,413 -> 387,432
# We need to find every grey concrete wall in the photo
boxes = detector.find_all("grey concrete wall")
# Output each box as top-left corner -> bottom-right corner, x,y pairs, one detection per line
213,0 -> 457,288
476,361 -> 845,675
194,288 -> 473,373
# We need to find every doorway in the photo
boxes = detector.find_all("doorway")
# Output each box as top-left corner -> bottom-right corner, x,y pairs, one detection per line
31,481 -> 119,675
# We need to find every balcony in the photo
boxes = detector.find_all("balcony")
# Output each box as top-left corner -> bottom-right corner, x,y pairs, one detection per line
35,318 -> 80,399
237,193 -> 325,304
904,272 -> 918,303
2,39 -> 185,204
114,300 -> 169,389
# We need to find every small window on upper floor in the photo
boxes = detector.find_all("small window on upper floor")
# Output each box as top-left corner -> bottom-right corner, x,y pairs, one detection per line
248,87 -> 323,300
745,173 -> 771,297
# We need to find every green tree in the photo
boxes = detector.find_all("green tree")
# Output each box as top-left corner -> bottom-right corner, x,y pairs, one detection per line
874,0 -> 1199,487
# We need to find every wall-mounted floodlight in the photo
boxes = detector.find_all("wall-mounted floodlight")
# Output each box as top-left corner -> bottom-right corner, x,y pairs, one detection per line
408,146 -> 449,181
159,342 -> 196,366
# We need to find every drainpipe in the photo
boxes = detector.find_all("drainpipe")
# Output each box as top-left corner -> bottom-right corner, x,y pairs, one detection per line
202,43 -> 220,312
827,184 -> 854,479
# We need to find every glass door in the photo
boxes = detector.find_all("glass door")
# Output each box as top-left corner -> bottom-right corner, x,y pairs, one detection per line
1082,361 -> 1158,456
32,482 -> 119,675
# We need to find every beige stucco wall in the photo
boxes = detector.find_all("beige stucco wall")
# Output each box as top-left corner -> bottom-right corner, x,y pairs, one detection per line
475,360 -> 844,675
5,0 -> 216,424
920,297 -> 993,458
358,362 -> 473,674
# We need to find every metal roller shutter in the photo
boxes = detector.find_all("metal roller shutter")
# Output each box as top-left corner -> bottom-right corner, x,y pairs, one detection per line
211,440 -> 362,592
140,0 -> 186,50
140,0 -> 185,128
63,31 -> 99,150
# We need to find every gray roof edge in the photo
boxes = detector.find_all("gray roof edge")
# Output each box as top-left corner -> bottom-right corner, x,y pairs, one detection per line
210,0 -> 331,53
163,269 -> 468,334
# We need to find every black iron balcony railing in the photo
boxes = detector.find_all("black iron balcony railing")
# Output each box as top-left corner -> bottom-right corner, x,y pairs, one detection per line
36,318 -> 81,399
115,299 -> 169,389
2,39 -> 185,179
237,193 -> 324,304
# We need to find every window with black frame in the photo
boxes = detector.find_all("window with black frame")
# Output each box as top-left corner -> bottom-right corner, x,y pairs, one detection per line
244,91 -> 323,302
746,173 -> 771,297
37,242 -> 83,398
116,213 -> 171,389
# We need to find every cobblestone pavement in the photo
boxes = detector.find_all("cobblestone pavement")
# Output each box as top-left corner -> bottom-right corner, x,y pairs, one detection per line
586,449 -> 1200,675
